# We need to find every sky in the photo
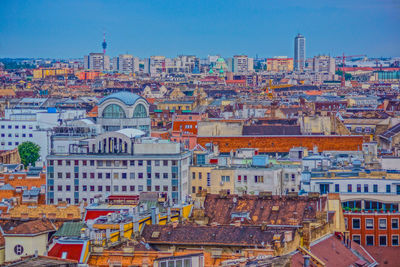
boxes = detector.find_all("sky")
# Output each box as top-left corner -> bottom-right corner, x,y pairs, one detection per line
0,0 -> 399,59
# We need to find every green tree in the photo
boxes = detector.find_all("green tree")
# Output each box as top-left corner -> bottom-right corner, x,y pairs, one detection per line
18,142 -> 40,168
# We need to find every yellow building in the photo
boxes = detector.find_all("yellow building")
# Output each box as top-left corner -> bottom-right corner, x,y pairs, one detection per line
266,57 -> 294,72
157,100 -> 196,111
33,68 -> 70,79
1,220 -> 56,263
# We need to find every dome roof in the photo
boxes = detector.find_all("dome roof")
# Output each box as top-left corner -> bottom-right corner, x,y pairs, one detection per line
98,91 -> 144,106
116,128 -> 145,138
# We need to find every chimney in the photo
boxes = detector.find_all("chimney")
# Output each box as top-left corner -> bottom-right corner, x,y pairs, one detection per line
167,207 -> 171,223
303,255 -> 310,267
302,221 -> 311,250
151,207 -> 157,224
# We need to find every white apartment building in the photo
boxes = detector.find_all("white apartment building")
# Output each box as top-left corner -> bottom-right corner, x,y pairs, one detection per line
84,53 -> 110,70
232,55 -> 254,74
47,129 -> 191,205
112,54 -> 139,74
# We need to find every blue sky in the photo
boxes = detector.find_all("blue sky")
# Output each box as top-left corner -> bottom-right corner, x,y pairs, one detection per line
0,0 -> 399,58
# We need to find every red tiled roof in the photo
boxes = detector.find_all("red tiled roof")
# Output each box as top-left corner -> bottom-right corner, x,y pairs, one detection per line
84,210 -> 118,221
48,242 -> 84,262
291,235 -> 376,267
1,219 -> 56,235
365,246 -> 399,267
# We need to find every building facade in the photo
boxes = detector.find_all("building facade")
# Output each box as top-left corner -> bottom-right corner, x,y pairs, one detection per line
294,34 -> 306,71
47,130 -> 191,205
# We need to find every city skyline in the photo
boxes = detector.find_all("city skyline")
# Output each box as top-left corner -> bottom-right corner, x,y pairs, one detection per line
0,0 -> 399,58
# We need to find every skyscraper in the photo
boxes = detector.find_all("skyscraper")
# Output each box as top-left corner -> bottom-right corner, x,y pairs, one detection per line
294,34 -> 306,71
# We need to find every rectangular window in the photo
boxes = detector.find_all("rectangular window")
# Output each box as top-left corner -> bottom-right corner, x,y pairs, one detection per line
366,218 -> 374,229
353,235 -> 361,244
113,173 -> 119,179
163,185 -> 168,191
364,184 -> 368,193
106,186 -> 111,192
147,160 -> 151,166
66,173 -> 71,179
207,173 -> 211,187
366,235 -> 374,246
335,184 -> 339,192
66,160 -> 71,166
74,160 -> 79,166
172,173 -> 177,179
392,219 -> 399,229
114,185 -> 119,192
392,235 -> 399,246
90,160 -> 95,166
130,160 -> 135,166
122,173 -> 127,179
163,173 -> 168,179
238,175 -> 242,182
386,185 -> 391,193
82,160 -> 87,166
379,235 -> 387,246
82,185 -> 87,191
82,172 -> 87,179
57,185 -> 62,191
98,173 -> 103,179
138,185 -> 143,192
90,173 -> 95,179
122,160 -> 127,166
254,175 -> 264,183
98,186 -> 103,192
138,173 -> 143,179
347,184 -> 352,192
97,160 -> 103,167
147,173 -> 151,179
74,173 -> 79,179
373,184 -> 378,193
155,173 -> 160,179
57,160 -> 63,166
155,185 -> 160,191
90,186 -> 94,192
163,160 -> 168,166
138,160 -> 143,166
57,173 -> 63,179
221,176 -> 230,182
172,160 -> 177,166
106,160 -> 111,166
66,185 -> 71,191
155,160 -> 160,166
352,218 -> 360,229
199,172 -> 202,180
192,186 -> 196,193
379,219 -> 387,229
147,185 -> 151,191
106,173 -> 111,179
357,184 -> 361,192
244,175 -> 247,183
130,172 -> 135,179
130,186 -> 135,192
122,186 -> 127,192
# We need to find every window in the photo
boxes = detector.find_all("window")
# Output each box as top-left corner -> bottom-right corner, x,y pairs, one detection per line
57,160 -> 63,166
163,160 -> 168,166
347,184 -> 352,192
198,186 -> 202,192
352,218 -> 360,229
155,173 -> 160,179
379,218 -> 387,229
97,160 -> 103,167
57,173 -> 63,179
114,185 -> 119,192
364,184 -> 368,193
106,186 -> 111,192
138,185 -> 143,192
130,160 -> 135,166
221,176 -> 230,182
255,175 -> 264,183
14,244 -> 24,255
357,184 -> 361,192
192,186 -> 196,193
82,172 -> 87,179
207,173 -> 211,187
138,160 -> 143,166
57,185 -> 62,191
122,186 -> 127,192
163,185 -> 168,191
379,235 -> 387,246
147,185 -> 151,191
90,173 -> 95,179
244,175 -> 247,183
90,160 -> 95,166
122,160 -> 127,166
66,173 -> 71,179
172,160 -> 177,166
392,219 -> 399,229
74,173 -> 79,178
238,175 -> 242,182
373,184 -> 378,193
106,160 -> 112,166
199,172 -> 202,180
291,174 -> 296,181
130,172 -> 135,179
386,185 -> 391,193
335,184 -> 339,192
66,185 -> 71,191
147,173 -> 151,179
133,103 -> 147,118
355,127 -> 362,133
192,172 -> 196,179
82,160 -> 87,166
122,173 -> 127,179
172,173 -> 177,179
163,173 -> 168,179
366,236 -> 374,246
82,185 -> 87,191
90,186 -> 95,192
130,186 -> 135,192
155,160 -> 160,166
106,173 -> 111,179
98,173 -> 103,179
345,218 -> 348,230
366,218 -> 374,229
353,235 -> 361,244
98,186 -> 103,192
103,104 -> 126,118
392,235 -> 399,246
74,160 -> 79,166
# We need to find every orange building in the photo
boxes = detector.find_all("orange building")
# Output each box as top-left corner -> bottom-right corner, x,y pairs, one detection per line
197,135 -> 368,153
267,57 -> 294,72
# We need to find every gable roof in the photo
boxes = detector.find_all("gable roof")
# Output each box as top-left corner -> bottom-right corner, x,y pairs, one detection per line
1,219 -> 56,236
379,123 -> 400,140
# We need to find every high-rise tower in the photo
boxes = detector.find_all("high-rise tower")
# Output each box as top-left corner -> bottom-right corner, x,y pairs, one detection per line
102,32 -> 107,54
294,34 -> 306,71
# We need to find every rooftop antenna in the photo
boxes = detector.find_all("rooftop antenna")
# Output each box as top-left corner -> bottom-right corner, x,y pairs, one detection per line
102,31 -> 107,55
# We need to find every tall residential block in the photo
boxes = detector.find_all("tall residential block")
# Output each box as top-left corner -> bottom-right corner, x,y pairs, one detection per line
294,34 -> 306,71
